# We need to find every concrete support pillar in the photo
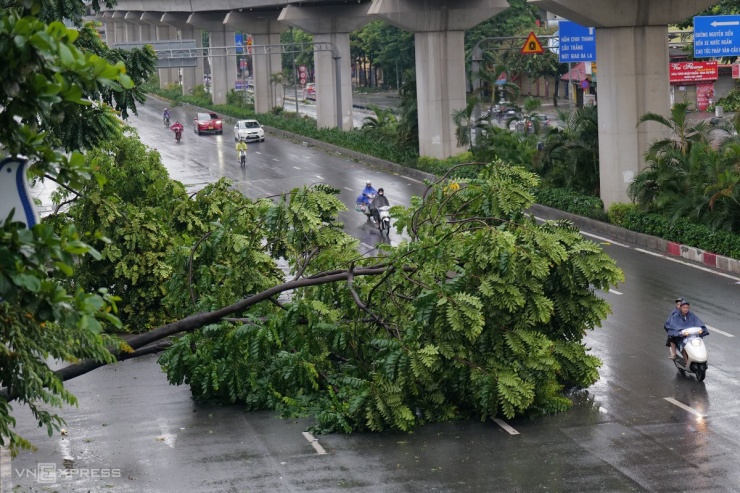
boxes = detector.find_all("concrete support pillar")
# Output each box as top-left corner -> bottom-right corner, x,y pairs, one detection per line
101,12 -> 115,46
123,12 -> 141,42
111,11 -> 126,45
188,13 -> 237,105
279,5 -> 370,130
141,11 -> 174,88
161,10 -> 205,96
224,11 -> 287,115
314,32 -> 353,129
596,26 -> 669,206
253,32 -> 284,112
415,31 -> 467,158
140,23 -> 156,43
369,0 -> 508,157
528,0 -> 720,206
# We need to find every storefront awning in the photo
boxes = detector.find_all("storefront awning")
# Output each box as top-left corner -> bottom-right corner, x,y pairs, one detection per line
560,62 -> 589,83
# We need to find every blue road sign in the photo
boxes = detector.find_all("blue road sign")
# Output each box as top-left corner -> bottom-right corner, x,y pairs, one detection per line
694,15 -> 740,58
235,33 -> 244,54
558,21 -> 596,63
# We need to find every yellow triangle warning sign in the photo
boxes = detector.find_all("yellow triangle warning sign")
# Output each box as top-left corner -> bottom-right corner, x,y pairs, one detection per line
521,31 -> 544,55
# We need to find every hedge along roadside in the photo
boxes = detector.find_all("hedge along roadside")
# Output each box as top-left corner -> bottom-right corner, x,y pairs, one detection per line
145,93 -> 740,265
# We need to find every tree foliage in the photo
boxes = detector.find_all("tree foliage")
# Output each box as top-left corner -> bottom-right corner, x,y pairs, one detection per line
157,163 -> 623,433
629,103 -> 740,232
0,0 -> 156,454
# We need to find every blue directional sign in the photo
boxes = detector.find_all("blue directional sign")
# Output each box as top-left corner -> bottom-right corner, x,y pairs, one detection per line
558,21 -> 596,63
694,15 -> 740,58
235,33 -> 244,54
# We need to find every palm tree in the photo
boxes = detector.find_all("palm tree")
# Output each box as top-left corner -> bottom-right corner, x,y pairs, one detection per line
361,104 -> 398,141
538,105 -> 600,195
452,96 -> 486,148
638,102 -> 711,157
269,72 -> 286,110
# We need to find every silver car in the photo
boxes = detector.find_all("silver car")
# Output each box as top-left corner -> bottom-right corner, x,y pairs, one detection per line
233,119 -> 265,142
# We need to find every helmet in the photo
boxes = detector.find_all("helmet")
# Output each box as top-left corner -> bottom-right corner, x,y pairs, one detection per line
680,300 -> 690,307
674,297 -> 684,304
378,188 -> 384,193
366,181 -> 372,186
164,108 -> 168,111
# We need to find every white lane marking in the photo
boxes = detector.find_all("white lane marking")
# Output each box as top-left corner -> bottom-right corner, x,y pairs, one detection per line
664,397 -> 707,417
706,325 -> 734,338
303,156 -> 312,159
255,151 -> 262,155
493,418 -> 520,435
293,166 -> 301,170
316,175 -> 324,180
302,432 -> 327,455
272,158 -> 279,162
157,418 -> 177,448
343,187 -> 354,192
403,176 -> 424,184
580,231 -> 630,248
608,289 -> 623,295
1,446 -> 11,492
635,248 -> 740,283
360,242 -> 374,251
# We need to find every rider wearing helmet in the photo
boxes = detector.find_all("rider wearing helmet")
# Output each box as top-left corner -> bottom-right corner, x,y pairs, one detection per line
235,137 -> 248,164
163,108 -> 171,123
369,187 -> 390,225
664,300 -> 709,360
361,181 -> 377,199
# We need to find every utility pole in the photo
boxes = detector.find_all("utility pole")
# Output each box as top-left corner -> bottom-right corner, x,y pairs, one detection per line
290,27 -> 298,114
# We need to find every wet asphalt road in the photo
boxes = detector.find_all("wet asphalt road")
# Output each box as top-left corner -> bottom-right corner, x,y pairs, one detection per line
8,99 -> 740,492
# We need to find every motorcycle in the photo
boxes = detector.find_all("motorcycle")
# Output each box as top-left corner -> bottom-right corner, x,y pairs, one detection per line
164,115 -> 170,127
239,149 -> 247,167
378,205 -> 391,236
174,130 -> 182,143
673,327 -> 709,382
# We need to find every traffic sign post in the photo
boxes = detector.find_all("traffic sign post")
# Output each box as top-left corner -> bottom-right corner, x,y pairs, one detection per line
694,15 -> 740,58
558,21 -> 596,62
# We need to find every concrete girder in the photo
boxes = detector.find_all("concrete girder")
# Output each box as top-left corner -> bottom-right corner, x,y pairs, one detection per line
527,0 -> 720,27
279,4 -> 371,130
368,0 -> 508,31
161,12 -> 205,96
141,11 -> 168,27
188,12 -> 237,105
124,11 -> 146,24
225,11 -> 288,114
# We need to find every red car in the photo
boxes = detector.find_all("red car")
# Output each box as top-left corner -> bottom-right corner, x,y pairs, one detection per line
193,112 -> 223,135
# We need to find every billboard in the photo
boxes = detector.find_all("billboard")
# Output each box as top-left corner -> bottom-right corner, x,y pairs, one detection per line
669,61 -> 718,83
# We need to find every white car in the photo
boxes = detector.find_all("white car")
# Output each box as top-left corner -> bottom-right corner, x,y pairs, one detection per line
233,119 -> 265,142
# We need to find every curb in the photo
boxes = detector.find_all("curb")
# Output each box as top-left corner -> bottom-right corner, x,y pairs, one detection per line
529,204 -> 740,275
146,93 -> 740,277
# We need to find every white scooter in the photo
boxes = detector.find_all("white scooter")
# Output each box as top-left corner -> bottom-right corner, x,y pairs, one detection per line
673,327 -> 709,382
378,205 -> 391,236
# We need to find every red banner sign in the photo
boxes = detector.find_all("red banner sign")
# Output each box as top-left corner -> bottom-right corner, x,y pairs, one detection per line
670,61 -> 718,84
733,64 -> 740,79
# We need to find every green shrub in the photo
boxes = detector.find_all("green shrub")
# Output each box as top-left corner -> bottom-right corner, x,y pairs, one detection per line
715,88 -> 740,112
535,188 -> 608,221
618,209 -> 740,259
607,202 -> 637,226
412,152 -> 475,177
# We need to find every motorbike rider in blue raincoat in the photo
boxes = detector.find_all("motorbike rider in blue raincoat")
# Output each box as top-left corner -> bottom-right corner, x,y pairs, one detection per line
664,300 -> 709,360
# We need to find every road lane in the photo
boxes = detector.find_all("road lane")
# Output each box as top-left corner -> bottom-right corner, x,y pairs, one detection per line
9,99 -> 740,491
